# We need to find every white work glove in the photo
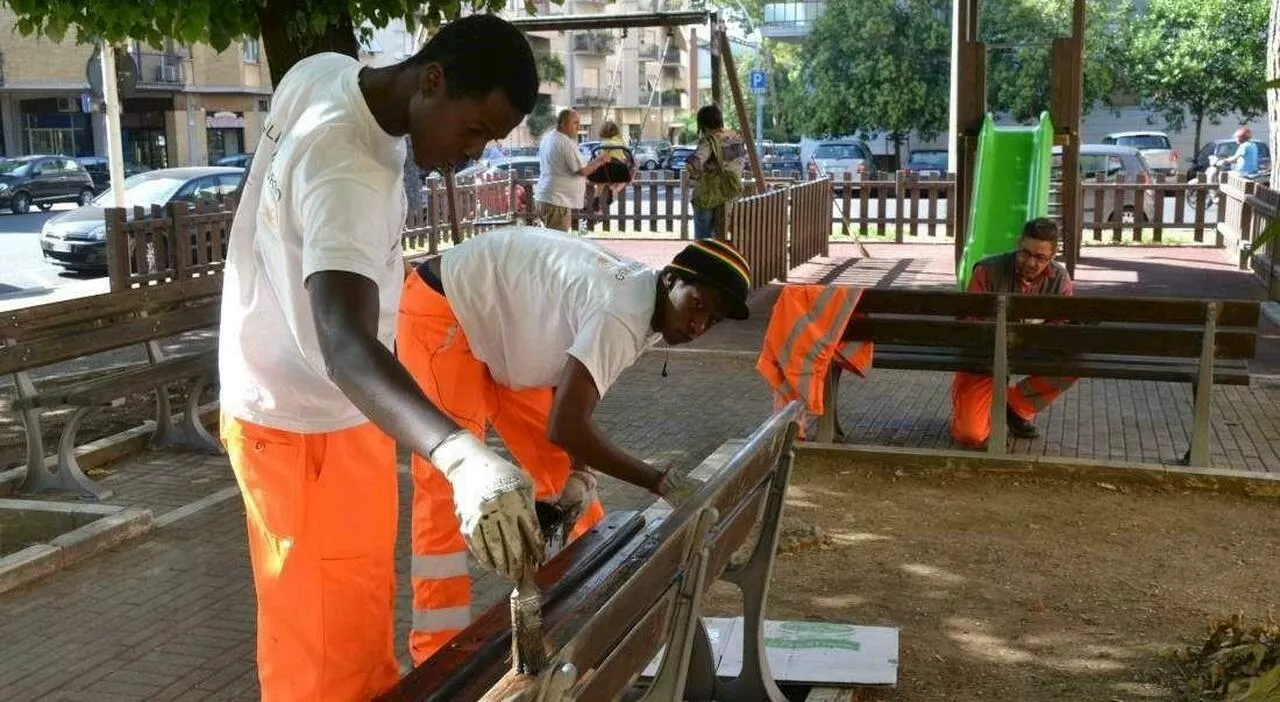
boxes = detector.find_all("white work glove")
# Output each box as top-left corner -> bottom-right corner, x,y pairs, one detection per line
554,468 -> 599,544
431,431 -> 545,581
656,467 -> 704,509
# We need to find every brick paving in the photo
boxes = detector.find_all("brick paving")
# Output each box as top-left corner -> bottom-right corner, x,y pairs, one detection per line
1,242 -> 1278,700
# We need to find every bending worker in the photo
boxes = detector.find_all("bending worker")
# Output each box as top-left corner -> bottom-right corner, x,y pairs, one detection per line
952,217 -> 1077,447
218,16 -> 547,701
398,228 -> 752,663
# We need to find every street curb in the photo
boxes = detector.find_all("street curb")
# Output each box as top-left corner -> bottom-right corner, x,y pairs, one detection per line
0,402 -> 221,498
795,442 -> 1280,500
0,500 -> 153,596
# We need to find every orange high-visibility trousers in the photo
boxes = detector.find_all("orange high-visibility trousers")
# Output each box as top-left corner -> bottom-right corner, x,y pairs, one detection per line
396,273 -> 604,665
222,415 -> 399,702
950,372 -> 1078,446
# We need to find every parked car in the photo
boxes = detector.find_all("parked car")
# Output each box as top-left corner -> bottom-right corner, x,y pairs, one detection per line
903,149 -> 948,179
578,140 -> 601,164
1051,144 -> 1156,224
74,157 -> 152,195
637,140 -> 672,170
1187,139 -> 1272,180
215,153 -> 254,169
442,156 -> 539,215
0,155 -> 97,214
39,166 -> 245,272
1101,131 -> 1179,177
808,141 -> 876,185
664,146 -> 697,172
761,143 -> 802,178
633,143 -> 664,171
504,146 -> 539,158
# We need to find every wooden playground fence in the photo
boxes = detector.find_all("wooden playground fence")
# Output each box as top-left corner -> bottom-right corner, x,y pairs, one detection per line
104,170 -> 1230,292
1219,172 -> 1280,299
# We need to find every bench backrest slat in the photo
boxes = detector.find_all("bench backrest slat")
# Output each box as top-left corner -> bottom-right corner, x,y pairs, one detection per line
1009,296 -> 1259,326
842,290 -> 1259,361
1,276 -> 221,342
0,300 -> 220,376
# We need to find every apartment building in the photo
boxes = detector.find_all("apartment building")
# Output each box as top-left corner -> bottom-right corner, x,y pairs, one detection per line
498,0 -> 696,147
0,8 -> 271,169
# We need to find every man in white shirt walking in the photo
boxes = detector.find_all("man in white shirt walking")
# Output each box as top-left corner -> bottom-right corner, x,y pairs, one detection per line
398,229 -> 752,662
218,15 -> 548,701
535,109 -> 609,231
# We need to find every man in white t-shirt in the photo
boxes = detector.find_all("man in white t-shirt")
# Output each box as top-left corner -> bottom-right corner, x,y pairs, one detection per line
217,16 -> 548,701
534,109 -> 609,231
398,228 -> 752,663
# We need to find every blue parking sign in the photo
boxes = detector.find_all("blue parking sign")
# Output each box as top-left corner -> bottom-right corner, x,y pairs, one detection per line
749,70 -> 767,94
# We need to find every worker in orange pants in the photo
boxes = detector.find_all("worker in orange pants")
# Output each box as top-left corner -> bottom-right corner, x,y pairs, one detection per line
950,373 -> 1077,446
398,229 -> 753,664
952,217 -> 1077,447
218,17 -> 549,701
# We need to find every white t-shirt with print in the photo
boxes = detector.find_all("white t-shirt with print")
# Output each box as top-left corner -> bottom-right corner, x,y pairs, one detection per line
534,130 -> 585,209
218,53 -> 408,433
440,226 -> 661,395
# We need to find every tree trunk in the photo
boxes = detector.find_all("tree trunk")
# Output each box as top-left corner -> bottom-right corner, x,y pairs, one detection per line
259,0 -> 360,86
404,139 -> 423,221
1269,0 -> 1280,190
1193,114 -> 1204,162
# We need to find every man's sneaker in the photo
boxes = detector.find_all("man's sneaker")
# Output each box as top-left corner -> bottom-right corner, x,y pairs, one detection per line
1006,406 -> 1040,439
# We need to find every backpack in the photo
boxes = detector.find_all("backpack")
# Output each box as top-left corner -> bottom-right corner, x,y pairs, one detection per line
691,135 -> 743,210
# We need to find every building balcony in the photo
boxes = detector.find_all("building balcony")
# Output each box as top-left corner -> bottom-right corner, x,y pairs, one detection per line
761,0 -> 827,40
132,52 -> 186,88
641,89 -> 684,108
573,88 -> 612,107
572,32 -> 617,55
639,44 -> 683,64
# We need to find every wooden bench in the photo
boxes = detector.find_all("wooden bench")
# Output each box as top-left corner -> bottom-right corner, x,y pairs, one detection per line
382,402 -> 806,702
816,289 -> 1261,467
0,275 -> 224,499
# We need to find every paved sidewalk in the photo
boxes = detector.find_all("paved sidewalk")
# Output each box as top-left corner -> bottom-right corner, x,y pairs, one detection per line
1,242 -> 1277,700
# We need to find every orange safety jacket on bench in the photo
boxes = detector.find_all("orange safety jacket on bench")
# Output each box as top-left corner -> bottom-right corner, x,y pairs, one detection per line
756,285 -> 873,436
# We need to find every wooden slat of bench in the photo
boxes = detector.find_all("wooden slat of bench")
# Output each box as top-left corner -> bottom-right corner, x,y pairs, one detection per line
1008,295 -> 1259,327
845,318 -> 993,347
0,275 -> 221,341
870,346 -> 1251,385
0,301 -> 219,376
11,351 -> 218,410
857,288 -> 996,317
1010,324 -> 1256,359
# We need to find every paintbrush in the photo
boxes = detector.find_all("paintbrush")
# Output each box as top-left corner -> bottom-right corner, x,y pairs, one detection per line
510,566 -> 547,675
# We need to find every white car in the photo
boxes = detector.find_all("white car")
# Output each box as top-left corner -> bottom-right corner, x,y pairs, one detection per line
808,141 -> 876,185
1102,131 -> 1180,177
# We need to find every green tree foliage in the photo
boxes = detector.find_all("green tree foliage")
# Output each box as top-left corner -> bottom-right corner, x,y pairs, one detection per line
980,0 -> 1136,123
797,0 -> 950,160
3,0 -> 519,85
1128,0 -> 1268,155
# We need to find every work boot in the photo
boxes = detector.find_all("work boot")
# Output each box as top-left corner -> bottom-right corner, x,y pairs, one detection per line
1006,406 -> 1040,439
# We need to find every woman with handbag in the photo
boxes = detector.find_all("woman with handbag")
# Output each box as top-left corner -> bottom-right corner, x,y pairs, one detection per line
685,104 -> 746,240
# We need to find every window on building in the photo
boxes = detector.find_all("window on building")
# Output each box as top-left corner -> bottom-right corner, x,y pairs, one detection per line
242,38 -> 260,64
208,128 -> 246,163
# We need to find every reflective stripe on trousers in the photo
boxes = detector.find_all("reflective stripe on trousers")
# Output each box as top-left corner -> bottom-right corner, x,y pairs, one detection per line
397,273 -> 605,665
951,372 -> 1077,446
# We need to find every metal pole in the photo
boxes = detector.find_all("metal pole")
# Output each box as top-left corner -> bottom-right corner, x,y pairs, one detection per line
186,93 -> 198,166
755,79 -> 764,148
100,42 -> 126,207
948,0 -> 961,174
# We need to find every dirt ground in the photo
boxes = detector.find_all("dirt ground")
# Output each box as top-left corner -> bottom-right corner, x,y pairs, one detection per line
703,455 -> 1280,701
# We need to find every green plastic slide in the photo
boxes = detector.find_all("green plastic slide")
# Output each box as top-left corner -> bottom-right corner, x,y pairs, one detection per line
956,111 -> 1055,290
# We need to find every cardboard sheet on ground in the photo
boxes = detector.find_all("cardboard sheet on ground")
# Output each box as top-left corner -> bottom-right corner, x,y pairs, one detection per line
641,617 -> 899,686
